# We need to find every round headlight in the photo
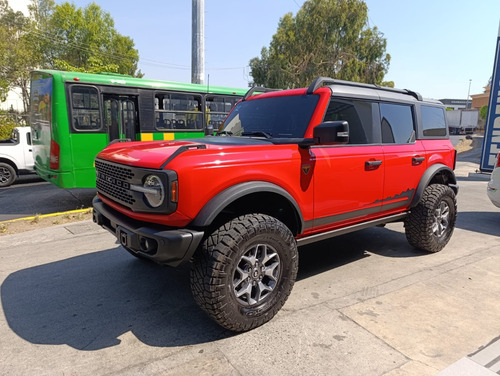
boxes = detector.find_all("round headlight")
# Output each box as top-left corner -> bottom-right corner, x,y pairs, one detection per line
143,175 -> 165,208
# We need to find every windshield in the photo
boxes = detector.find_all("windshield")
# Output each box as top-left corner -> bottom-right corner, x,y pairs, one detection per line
221,94 -> 319,138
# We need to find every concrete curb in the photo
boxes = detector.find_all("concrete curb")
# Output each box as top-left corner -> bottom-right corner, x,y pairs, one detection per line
0,208 -> 92,225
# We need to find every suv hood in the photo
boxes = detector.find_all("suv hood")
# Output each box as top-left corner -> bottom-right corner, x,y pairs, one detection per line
96,137 -> 271,170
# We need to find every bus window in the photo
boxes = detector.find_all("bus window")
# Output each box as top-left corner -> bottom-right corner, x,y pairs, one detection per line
206,95 -> 240,130
71,86 -> 101,131
155,93 -> 203,130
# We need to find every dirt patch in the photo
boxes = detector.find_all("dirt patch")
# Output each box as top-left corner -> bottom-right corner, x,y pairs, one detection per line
0,209 -> 93,236
455,138 -> 474,153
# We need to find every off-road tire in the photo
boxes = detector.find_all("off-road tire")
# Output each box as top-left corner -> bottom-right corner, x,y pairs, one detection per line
0,162 -> 16,188
190,213 -> 298,332
404,184 -> 457,253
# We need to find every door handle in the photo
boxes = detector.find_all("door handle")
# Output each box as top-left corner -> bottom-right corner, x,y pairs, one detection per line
412,156 -> 425,166
365,160 -> 382,170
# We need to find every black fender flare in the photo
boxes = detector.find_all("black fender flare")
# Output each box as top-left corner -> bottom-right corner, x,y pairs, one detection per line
191,181 -> 304,232
410,163 -> 458,208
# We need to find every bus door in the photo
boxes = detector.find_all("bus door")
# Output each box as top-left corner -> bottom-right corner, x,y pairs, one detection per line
103,95 -> 138,142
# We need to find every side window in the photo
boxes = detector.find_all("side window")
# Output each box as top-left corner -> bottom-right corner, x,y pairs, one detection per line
380,103 -> 414,144
324,99 -> 376,144
11,129 -> 19,143
421,105 -> 447,136
206,95 -> 240,130
71,86 -> 101,130
155,92 -> 203,131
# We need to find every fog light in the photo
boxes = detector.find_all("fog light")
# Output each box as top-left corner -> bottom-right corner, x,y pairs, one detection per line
140,236 -> 158,254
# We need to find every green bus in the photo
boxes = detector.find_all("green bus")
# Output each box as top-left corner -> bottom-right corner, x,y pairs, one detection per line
29,69 -> 246,188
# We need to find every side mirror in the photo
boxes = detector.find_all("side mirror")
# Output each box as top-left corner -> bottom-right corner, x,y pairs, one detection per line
313,121 -> 349,145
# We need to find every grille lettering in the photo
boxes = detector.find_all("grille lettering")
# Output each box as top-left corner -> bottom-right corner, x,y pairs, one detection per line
97,171 -> 130,190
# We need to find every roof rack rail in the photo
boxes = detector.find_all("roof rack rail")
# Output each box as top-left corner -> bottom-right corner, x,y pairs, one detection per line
307,76 -> 422,101
242,86 -> 277,101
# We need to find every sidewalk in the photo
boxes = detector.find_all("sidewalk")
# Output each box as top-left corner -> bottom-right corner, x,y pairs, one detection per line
438,337 -> 500,375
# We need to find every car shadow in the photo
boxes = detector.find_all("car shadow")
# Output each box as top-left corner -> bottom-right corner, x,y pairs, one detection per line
1,247 -> 233,351
1,226 -> 437,351
297,226 -> 427,281
455,210 -> 500,237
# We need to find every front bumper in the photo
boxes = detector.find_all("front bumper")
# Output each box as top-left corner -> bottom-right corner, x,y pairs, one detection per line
92,196 -> 204,267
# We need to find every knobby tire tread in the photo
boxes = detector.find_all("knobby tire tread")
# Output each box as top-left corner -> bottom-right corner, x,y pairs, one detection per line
190,213 -> 298,332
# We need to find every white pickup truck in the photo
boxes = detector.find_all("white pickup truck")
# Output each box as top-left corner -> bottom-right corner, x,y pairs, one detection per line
0,127 -> 35,187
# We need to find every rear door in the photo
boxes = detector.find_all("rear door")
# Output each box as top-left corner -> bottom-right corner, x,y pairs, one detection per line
380,102 -> 426,211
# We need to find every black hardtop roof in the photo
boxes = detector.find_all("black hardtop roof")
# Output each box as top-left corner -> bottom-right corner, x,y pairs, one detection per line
308,76 -> 423,101
243,77 -> 442,106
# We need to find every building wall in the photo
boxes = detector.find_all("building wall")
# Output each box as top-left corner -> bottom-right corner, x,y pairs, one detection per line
1,89 -> 25,112
439,99 -> 468,110
471,85 -> 490,109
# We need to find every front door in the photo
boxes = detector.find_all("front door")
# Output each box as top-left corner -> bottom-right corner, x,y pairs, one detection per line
103,95 -> 138,142
311,98 -> 384,229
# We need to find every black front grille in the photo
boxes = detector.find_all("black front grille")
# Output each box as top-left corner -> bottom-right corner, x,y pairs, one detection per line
95,159 -> 134,180
95,159 -> 136,206
94,158 -> 178,214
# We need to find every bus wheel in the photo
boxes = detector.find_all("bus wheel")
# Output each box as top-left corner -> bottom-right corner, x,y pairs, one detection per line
0,163 -> 16,188
190,213 -> 298,332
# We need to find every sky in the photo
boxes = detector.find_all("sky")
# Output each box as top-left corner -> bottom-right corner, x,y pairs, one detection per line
9,0 -> 500,101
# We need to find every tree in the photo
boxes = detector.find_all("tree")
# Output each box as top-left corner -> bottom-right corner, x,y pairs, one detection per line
0,0 -> 142,113
249,0 -> 391,88
32,1 -> 141,75
0,0 -> 40,112
480,105 -> 488,121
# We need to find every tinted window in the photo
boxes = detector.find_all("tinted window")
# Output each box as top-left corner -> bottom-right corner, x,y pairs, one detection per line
71,86 -> 101,130
324,99 -> 376,144
222,95 -> 319,138
380,103 -> 414,144
155,93 -> 203,131
421,105 -> 447,136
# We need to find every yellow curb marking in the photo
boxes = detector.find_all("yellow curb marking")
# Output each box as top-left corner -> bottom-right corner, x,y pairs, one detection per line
0,208 -> 92,224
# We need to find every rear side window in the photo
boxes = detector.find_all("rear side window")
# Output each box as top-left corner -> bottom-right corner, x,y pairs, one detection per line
380,103 -> 415,144
421,105 -> 447,136
324,99 -> 376,144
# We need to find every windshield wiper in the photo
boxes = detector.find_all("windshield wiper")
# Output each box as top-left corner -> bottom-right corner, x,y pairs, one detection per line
241,131 -> 273,139
216,130 -> 233,136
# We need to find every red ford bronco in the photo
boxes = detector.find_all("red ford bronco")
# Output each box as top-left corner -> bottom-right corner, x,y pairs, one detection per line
93,77 -> 458,331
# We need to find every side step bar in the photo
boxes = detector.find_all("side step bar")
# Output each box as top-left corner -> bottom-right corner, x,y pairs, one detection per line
296,213 -> 408,247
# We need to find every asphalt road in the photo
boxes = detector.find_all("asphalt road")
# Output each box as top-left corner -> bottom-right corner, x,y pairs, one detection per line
0,176 -> 95,221
0,159 -> 499,375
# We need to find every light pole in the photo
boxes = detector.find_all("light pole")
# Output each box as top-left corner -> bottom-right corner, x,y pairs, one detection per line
465,79 -> 472,109
191,0 -> 205,85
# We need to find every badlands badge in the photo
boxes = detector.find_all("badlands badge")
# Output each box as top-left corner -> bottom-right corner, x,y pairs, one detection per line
301,164 -> 311,175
